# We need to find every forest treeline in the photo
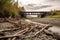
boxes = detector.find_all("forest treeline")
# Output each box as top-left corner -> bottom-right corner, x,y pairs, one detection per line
45,10 -> 60,18
0,0 -> 25,18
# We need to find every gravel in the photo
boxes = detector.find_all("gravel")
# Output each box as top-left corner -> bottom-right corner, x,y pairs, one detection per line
29,18 -> 60,26
0,19 -> 58,40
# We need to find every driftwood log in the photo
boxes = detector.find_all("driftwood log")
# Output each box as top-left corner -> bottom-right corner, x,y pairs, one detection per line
0,27 -> 29,39
0,27 -> 21,32
8,27 -> 29,40
32,25 -> 50,37
0,18 -> 60,40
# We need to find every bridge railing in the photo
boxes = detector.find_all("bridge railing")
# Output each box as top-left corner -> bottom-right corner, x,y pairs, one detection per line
20,13 -> 44,15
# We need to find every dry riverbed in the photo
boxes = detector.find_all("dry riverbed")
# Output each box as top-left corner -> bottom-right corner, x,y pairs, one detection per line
0,18 -> 60,40
29,18 -> 60,26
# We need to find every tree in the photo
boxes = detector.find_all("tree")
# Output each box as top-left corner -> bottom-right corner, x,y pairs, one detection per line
50,10 -> 60,15
0,0 -> 25,18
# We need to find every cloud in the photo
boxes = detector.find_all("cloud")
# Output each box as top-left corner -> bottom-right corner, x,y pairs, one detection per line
47,0 -> 60,2
19,0 -> 60,11
24,4 -> 52,10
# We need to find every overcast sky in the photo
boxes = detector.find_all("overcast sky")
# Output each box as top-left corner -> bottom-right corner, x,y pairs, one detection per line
18,0 -> 60,11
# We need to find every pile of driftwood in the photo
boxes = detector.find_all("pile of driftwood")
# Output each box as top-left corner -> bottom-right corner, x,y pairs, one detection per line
0,18 -> 59,40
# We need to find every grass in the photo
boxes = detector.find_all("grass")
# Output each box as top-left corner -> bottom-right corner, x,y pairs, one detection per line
45,15 -> 60,18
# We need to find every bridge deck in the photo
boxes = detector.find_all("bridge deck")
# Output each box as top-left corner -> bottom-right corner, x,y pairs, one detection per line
20,12 -> 50,15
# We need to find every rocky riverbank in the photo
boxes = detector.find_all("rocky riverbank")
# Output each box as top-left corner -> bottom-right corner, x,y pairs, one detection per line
29,18 -> 60,26
0,18 -> 59,40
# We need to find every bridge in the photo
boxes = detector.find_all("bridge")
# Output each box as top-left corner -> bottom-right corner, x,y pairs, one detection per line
20,11 -> 50,15
20,11 -> 50,18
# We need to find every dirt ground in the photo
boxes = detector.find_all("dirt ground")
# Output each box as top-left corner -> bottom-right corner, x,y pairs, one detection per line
0,18 -> 59,40
0,22 -> 57,40
29,18 -> 60,27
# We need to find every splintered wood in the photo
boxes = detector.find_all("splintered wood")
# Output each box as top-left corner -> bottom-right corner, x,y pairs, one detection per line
0,18 -> 58,40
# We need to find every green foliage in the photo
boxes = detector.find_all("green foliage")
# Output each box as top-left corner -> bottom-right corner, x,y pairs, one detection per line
50,10 -> 60,15
45,15 -> 60,18
45,10 -> 60,18
0,0 -> 25,18
18,7 -> 25,12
